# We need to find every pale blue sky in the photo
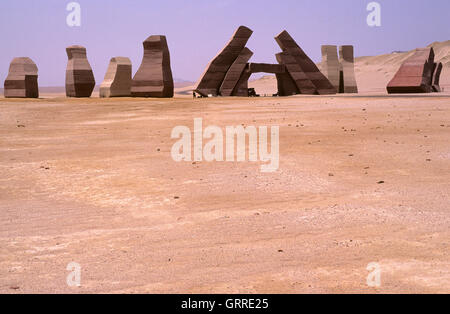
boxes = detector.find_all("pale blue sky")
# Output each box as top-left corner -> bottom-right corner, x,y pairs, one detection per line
0,0 -> 448,86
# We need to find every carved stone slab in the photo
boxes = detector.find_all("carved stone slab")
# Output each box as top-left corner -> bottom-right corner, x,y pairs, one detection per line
387,47 -> 435,93
275,30 -> 336,95
321,45 -> 340,92
275,52 -> 316,94
195,26 -> 253,97
339,45 -> 358,93
100,57 -> 132,97
131,35 -> 174,98
220,47 -> 253,96
248,63 -> 285,74
232,65 -> 252,97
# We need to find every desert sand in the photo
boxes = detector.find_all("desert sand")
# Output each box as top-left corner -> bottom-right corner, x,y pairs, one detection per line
0,92 -> 449,293
1,41 -> 450,294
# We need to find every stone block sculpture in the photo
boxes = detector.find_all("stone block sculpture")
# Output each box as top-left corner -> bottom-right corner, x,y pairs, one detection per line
276,71 -> 299,97
131,35 -> 174,98
248,63 -> 285,74
387,47 -> 437,93
4,57 -> 39,98
275,52 -> 316,94
194,26 -> 336,97
195,26 -> 253,97
275,30 -> 336,95
100,57 -> 132,97
320,45 -> 358,94
339,45 -> 358,93
219,47 -> 254,96
65,45 -> 96,97
321,45 -> 340,92
232,65 -> 252,97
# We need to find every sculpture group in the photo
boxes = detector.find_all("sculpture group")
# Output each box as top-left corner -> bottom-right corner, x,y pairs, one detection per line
1,26 -> 444,98
194,26 -> 358,97
3,35 -> 174,99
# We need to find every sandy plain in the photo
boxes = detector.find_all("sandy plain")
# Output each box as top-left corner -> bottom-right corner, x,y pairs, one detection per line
0,91 -> 449,293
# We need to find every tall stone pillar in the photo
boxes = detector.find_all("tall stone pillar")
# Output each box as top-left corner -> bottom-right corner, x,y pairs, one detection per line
65,45 -> 96,97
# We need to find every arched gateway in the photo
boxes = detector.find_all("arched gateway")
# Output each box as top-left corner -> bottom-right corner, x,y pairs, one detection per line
194,26 -> 336,97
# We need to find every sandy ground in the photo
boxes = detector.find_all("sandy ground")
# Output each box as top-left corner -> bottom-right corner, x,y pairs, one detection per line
0,94 -> 449,294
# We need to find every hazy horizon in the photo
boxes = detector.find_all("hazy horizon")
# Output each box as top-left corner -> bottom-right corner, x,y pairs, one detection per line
0,0 -> 449,86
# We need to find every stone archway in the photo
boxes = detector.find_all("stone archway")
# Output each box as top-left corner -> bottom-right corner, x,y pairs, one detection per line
194,26 -> 336,97
232,63 -> 297,97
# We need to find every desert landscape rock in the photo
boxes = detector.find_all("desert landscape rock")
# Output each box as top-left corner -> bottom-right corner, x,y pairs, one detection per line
65,45 -> 96,98
4,57 -> 39,98
195,26 -> 253,97
131,35 -> 174,98
387,47 -> 436,93
339,45 -> 358,93
100,57 -> 132,98
275,30 -> 336,95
